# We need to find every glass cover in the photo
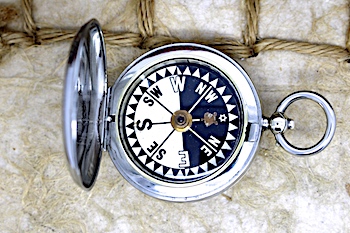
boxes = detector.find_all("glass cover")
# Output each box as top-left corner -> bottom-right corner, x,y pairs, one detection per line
63,19 -> 107,190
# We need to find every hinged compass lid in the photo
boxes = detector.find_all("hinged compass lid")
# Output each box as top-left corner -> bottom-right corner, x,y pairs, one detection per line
63,19 -> 107,190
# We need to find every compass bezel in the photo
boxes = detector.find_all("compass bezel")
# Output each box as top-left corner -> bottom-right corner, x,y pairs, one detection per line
107,43 -> 262,202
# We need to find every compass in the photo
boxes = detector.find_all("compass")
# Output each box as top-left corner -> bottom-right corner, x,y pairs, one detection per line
63,19 -> 336,202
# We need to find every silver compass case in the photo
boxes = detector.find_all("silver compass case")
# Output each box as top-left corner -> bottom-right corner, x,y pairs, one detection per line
63,19 -> 336,202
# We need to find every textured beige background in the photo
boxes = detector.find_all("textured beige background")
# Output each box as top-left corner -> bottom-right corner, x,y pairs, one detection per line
1,0 -> 350,232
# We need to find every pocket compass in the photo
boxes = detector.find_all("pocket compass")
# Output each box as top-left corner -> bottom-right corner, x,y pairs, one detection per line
63,19 -> 336,202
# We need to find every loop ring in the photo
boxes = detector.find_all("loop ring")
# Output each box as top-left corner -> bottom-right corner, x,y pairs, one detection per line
274,91 -> 336,156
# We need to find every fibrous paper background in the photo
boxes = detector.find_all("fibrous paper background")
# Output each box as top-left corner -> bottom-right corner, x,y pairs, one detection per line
1,0 -> 350,232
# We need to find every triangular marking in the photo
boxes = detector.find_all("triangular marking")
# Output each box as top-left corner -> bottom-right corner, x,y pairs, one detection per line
126,106 -> 135,115
209,79 -> 218,88
139,78 -> 150,88
132,147 -> 141,156
221,142 -> 232,150
162,166 -> 170,175
133,87 -> 143,96
208,157 -> 217,166
173,169 -> 180,176
226,132 -> 236,141
227,104 -> 236,112
165,69 -> 172,77
155,73 -> 163,82
165,168 -> 173,176
126,113 -> 135,121
167,66 -> 176,75
138,155 -> 147,164
126,122 -> 134,129
153,162 -> 161,171
157,68 -> 166,77
190,167 -> 199,175
184,168 -> 190,176
125,116 -> 133,125
222,95 -> 232,103
154,165 -> 163,175
128,132 -> 137,139
183,67 -> 191,75
198,167 -> 206,174
216,86 -> 226,95
139,86 -> 148,94
216,150 -> 225,159
133,95 -> 142,102
128,138 -> 137,146
199,163 -> 208,172
148,73 -> 157,82
176,67 -> 182,75
126,128 -> 134,137
201,73 -> 209,82
229,123 -> 238,131
145,156 -> 153,164
187,169 -> 195,176
132,140 -> 141,148
129,104 -> 137,111
146,161 -> 155,171
129,96 -> 138,105
229,113 -> 238,121
192,69 -> 200,78
138,149 -> 146,156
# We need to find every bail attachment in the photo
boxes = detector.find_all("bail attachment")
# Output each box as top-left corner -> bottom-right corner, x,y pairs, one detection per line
263,91 -> 336,156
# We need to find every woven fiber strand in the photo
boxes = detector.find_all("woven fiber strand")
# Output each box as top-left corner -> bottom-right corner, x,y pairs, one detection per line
1,0 -> 350,232
0,0 -> 349,60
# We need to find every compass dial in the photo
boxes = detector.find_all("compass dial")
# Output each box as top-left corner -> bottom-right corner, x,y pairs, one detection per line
120,59 -> 244,185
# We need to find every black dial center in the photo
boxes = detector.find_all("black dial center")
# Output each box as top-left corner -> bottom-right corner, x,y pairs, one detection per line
177,115 -> 185,124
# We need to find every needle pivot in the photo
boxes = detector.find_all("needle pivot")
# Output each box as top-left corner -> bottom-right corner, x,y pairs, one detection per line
171,110 -> 193,132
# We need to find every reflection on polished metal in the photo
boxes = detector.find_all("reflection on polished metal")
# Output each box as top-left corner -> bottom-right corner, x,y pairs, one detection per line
63,19 -> 107,190
269,112 -> 294,134
264,92 -> 336,156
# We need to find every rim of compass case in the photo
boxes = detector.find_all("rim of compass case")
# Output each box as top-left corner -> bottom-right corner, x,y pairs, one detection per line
63,19 -> 263,202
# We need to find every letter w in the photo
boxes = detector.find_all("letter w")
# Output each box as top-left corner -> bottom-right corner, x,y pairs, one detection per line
170,76 -> 186,93
205,90 -> 218,103
149,85 -> 162,98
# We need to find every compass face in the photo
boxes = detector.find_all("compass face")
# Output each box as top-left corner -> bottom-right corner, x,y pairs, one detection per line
119,58 -> 244,185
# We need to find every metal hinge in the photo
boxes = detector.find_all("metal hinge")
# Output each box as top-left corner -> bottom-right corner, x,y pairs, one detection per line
103,87 -> 113,151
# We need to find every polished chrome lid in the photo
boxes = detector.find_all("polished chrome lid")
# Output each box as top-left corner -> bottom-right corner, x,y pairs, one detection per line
63,19 -> 107,190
